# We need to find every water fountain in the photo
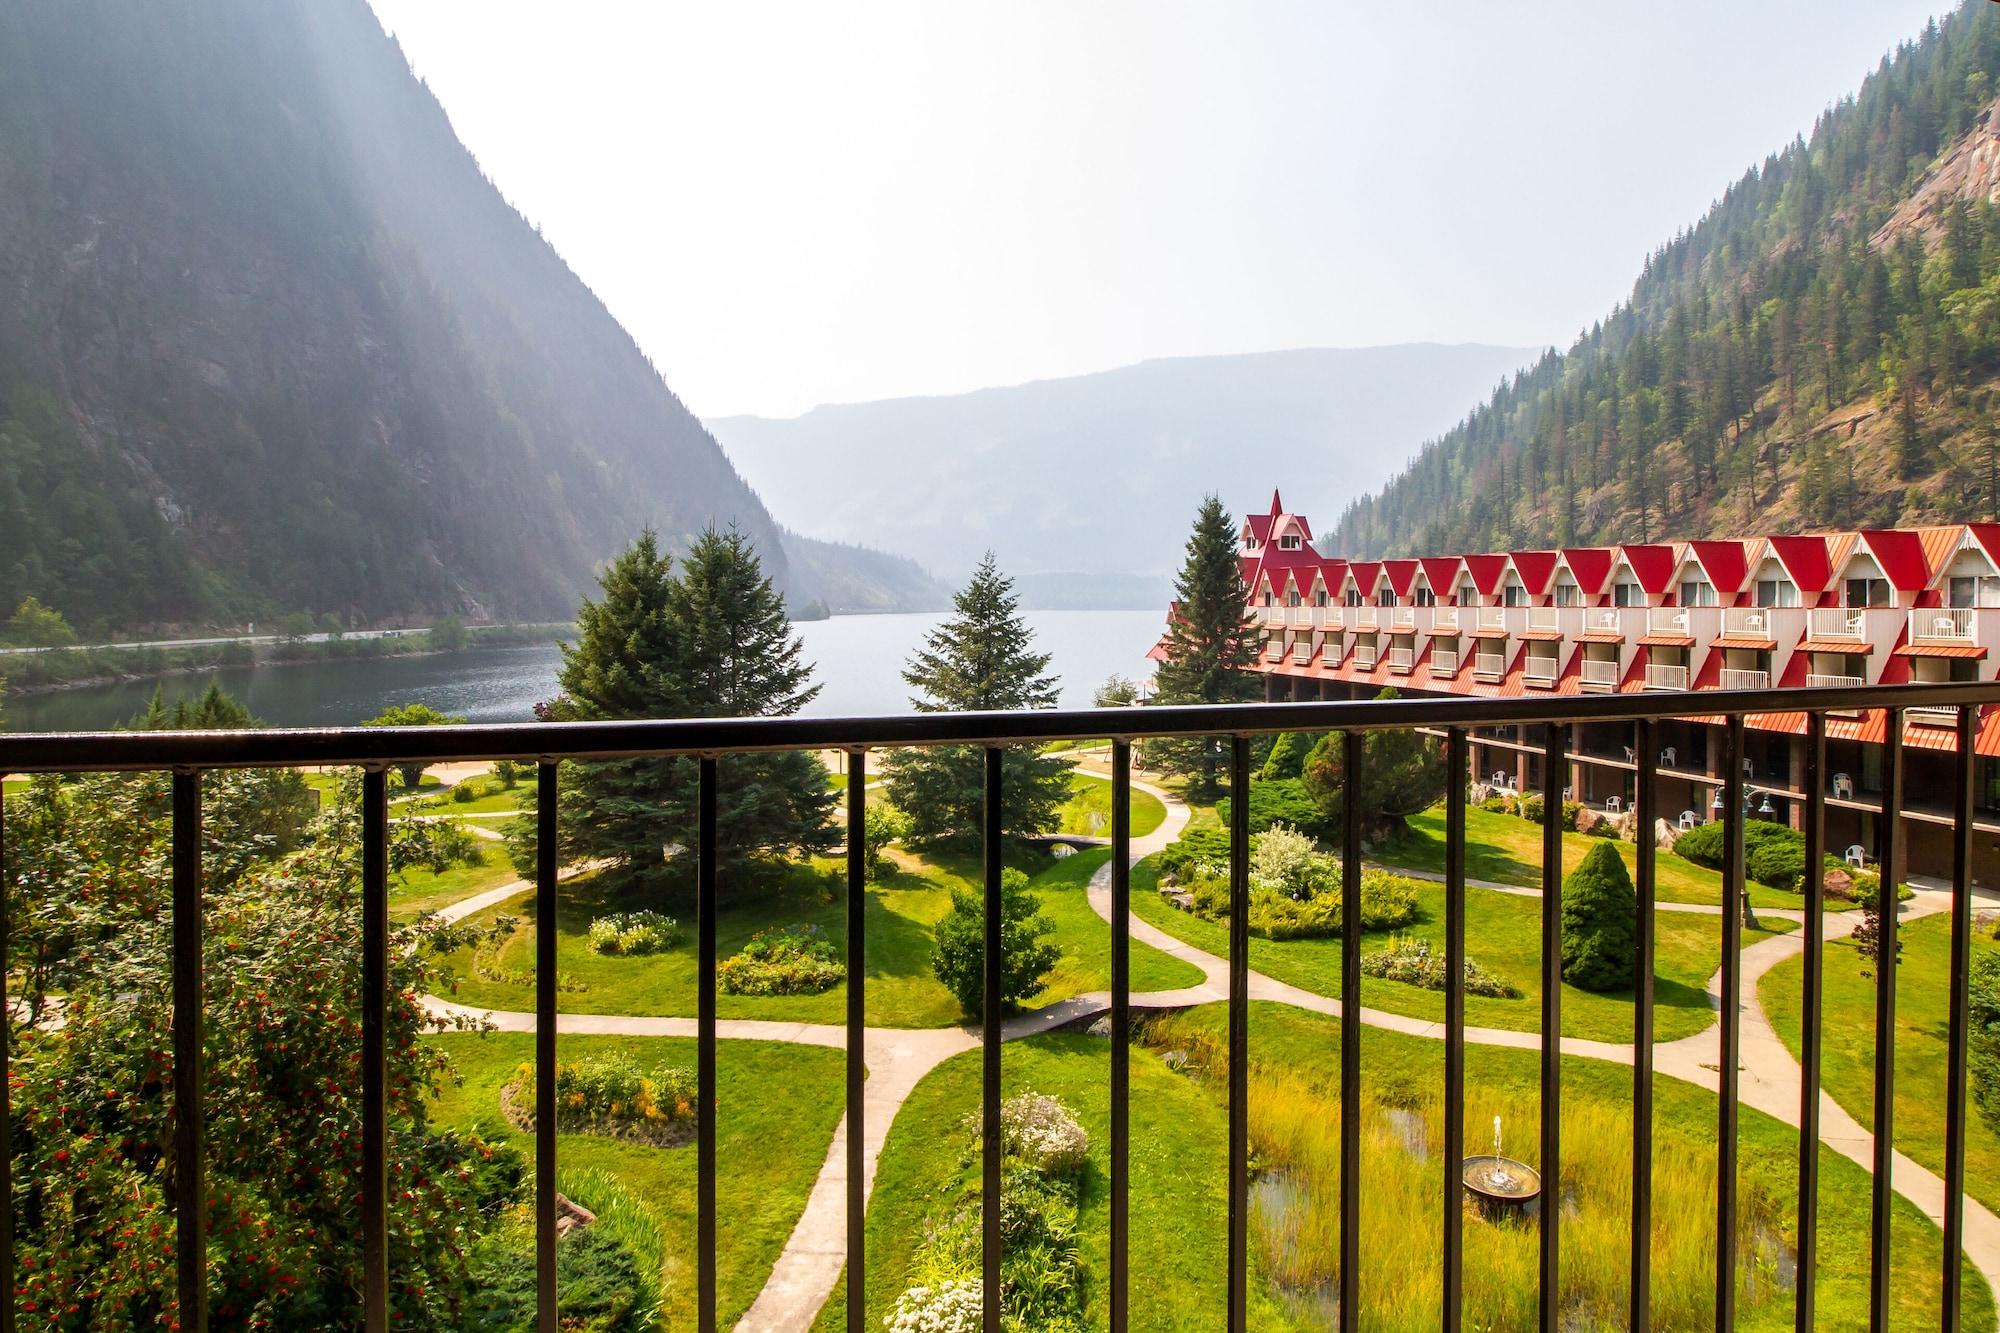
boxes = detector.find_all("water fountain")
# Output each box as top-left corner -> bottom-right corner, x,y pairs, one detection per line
1461,1115 -> 1541,1219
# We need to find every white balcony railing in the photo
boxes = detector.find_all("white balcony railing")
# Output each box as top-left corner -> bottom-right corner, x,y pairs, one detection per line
1722,608 -> 1775,638
1809,607 -> 1868,640
1353,645 -> 1378,670
1909,607 -> 1976,642
1720,668 -> 1770,691
1431,648 -> 1459,675
1908,703 -> 1960,727
1645,663 -> 1689,690
1291,639 -> 1312,663
1286,606 -> 1313,629
1526,606 -> 1560,632
1430,606 -> 1460,632
1353,606 -> 1380,630
1585,607 -> 1623,634
1581,658 -> 1620,688
1523,654 -> 1559,686
1316,606 -> 1343,631
1646,607 -> 1691,637
1387,606 -> 1416,631
1806,673 -> 1865,689
1475,606 -> 1507,632
1472,651 -> 1506,678
1387,645 -> 1414,673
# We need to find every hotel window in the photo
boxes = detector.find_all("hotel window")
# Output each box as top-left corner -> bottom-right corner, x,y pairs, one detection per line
1458,581 -> 1475,604
1613,581 -> 1641,607
1414,586 -> 1436,607
1679,580 -> 1717,607
1755,579 -> 1799,608
1315,590 -> 1328,606
1947,575 -> 1997,608
1279,533 -> 1302,550
1554,582 -> 1580,607
1345,588 -> 1362,607
1845,577 -> 1891,608
1503,583 -> 1528,607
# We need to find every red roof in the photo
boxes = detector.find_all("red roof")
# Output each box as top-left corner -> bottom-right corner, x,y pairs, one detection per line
1461,554 -> 1508,597
1621,544 -> 1679,595
1966,523 -> 2000,573
1383,559 -> 1420,598
1860,529 -> 1931,592
1419,557 -> 1463,597
1348,560 -> 1383,597
1560,548 -> 1615,596
1765,534 -> 1835,594
1686,539 -> 1751,595
1510,550 -> 1560,596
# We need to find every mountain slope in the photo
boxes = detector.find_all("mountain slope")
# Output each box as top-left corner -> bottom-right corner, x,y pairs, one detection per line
708,344 -> 1537,605
0,0 -> 784,632
1328,2 -> 2000,558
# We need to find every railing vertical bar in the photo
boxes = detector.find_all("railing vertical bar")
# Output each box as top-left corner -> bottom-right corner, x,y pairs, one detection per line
981,746 -> 1003,1333
1631,719 -> 1657,1332
1718,715 -> 1744,1329
0,775 -> 11,1333
1869,710 -> 1903,1333
1228,735 -> 1250,1333
847,752 -> 868,1333
536,763 -> 559,1333
1796,713 -> 1825,1333
1538,722 -> 1565,1333
362,768 -> 389,1333
698,755 -> 719,1333
1441,727 -> 1467,1333
1110,739 -> 1132,1333
1336,728 -> 1368,1328
1942,705 -> 1976,1333
173,769 -> 209,1333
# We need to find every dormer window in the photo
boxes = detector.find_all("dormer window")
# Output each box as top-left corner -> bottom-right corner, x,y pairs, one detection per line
1415,586 -> 1436,607
1845,577 -> 1891,608
1554,581 -> 1580,607
1679,579 -> 1717,607
1613,581 -> 1641,607
1755,578 -> 1799,608
1503,583 -> 1528,608
1279,533 -> 1302,551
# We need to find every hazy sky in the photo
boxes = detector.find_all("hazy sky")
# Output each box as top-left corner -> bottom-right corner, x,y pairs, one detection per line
367,1 -> 1953,420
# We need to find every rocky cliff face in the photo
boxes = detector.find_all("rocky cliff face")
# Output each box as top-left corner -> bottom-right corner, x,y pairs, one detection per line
1874,96 -> 2000,251
0,0 -> 785,629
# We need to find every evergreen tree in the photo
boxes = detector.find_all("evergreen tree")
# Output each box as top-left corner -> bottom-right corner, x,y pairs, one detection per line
513,529 -> 834,887
1149,496 -> 1262,795
1298,689 -> 1447,843
929,867 -> 1061,1019
1560,841 -> 1639,992
363,702 -> 463,791
882,555 -> 1069,845
132,678 -> 258,730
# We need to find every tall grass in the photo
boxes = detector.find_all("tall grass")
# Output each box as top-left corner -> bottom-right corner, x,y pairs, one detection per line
558,1166 -> 671,1325
1145,1014 -> 1787,1331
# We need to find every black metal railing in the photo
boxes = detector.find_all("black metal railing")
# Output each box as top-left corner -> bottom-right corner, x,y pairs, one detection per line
0,680 -> 1994,1333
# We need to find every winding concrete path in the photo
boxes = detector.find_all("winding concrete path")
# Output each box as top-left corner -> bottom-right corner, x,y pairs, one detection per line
423,765 -> 2000,1328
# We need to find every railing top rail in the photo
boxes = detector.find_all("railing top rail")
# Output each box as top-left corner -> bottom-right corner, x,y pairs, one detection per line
1,682 -> 1995,773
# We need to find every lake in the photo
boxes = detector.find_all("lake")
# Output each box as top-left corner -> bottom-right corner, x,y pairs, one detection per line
3,609 -> 1167,731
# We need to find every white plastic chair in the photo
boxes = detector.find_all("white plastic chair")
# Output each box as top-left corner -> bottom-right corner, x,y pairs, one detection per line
1678,810 -> 1698,830
1623,746 -> 1636,763
1606,795 -> 1624,813
1661,746 -> 1677,767
1833,773 -> 1854,799
1844,844 -> 1867,869
1743,757 -> 1755,778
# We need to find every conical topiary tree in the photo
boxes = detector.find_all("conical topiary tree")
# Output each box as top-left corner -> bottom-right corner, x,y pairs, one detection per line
1560,840 -> 1639,992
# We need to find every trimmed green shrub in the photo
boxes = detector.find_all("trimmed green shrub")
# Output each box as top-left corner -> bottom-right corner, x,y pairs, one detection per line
502,1054 -> 695,1145
466,1223 -> 648,1333
932,868 -> 1061,1019
1262,731 -> 1315,780
1561,799 -> 1583,830
1480,793 -> 1515,814
451,780 -> 479,804
1182,867 -> 1420,940
1519,793 -> 1544,824
1217,776 -> 1338,842
1157,826 -> 1231,881
716,923 -> 845,995
1561,840 -> 1638,992
1674,817 -> 1795,871
1972,954 -> 2000,1136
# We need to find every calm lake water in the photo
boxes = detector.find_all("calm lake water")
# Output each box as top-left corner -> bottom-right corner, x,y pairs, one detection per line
4,609 -> 1167,732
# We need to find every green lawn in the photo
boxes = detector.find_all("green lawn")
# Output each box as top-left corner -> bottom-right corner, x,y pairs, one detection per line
1761,911 -> 2000,1219
397,775 -> 538,815
425,1030 -> 843,1332
1389,805 -> 1819,911
1151,1002 -> 1994,1331
391,841 -> 520,918
1058,770 -> 1167,839
1129,856 -> 1795,1044
437,850 -> 1199,1028
810,1031 -> 1307,1331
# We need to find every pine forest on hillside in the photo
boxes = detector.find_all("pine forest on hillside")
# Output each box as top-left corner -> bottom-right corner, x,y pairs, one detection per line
1331,2 -> 2000,558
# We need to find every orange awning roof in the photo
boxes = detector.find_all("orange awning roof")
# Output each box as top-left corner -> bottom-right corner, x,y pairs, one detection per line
1894,643 -> 1987,659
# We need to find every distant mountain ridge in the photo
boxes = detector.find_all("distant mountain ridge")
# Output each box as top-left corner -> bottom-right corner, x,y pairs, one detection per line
1328,2 -> 2000,559
708,343 -> 1538,606
0,0 -> 925,633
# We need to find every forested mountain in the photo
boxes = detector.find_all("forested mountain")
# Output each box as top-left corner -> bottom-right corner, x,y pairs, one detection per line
709,344 -> 1536,607
1329,2 -> 2000,558
0,0 -> 798,633
778,531 -> 950,615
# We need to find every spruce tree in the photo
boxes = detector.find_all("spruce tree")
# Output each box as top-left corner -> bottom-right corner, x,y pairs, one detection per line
1149,496 -> 1262,795
882,554 -> 1070,845
513,528 -> 833,888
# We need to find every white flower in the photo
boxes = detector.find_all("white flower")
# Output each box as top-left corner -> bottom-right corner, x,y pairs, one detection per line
884,1279 -> 982,1331
1000,1090 -> 1089,1175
